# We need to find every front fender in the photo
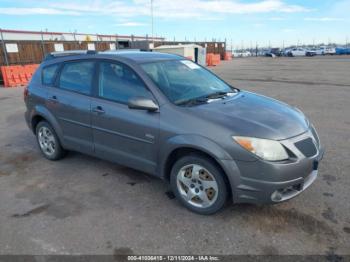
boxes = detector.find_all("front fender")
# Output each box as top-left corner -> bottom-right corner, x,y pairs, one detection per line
167,134 -> 233,160
159,134 -> 233,177
159,134 -> 241,201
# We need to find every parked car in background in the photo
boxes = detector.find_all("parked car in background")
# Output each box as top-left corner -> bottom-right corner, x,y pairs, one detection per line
24,51 -> 324,215
265,48 -> 281,57
324,47 -> 336,55
288,48 -> 306,57
314,47 -> 335,55
233,51 -> 252,57
282,48 -> 292,56
306,49 -> 317,57
315,48 -> 325,55
265,52 -> 276,58
336,47 -> 350,55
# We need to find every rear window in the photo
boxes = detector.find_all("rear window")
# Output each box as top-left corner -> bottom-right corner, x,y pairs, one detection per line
42,64 -> 60,85
58,61 -> 95,95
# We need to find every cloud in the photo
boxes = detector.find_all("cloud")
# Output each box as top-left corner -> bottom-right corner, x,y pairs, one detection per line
304,17 -> 345,22
187,0 -> 309,14
115,22 -> 148,27
282,28 -> 296,33
253,23 -> 265,28
268,17 -> 285,21
2,0 -> 309,19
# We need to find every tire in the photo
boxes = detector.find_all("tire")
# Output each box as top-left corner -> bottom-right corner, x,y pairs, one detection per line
170,154 -> 228,215
36,121 -> 66,161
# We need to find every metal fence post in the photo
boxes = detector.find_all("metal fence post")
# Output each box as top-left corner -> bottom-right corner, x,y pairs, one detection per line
73,31 -> 78,49
40,30 -> 46,60
0,29 -> 9,66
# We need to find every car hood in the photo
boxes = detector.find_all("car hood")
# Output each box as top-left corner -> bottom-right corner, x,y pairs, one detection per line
190,91 -> 309,140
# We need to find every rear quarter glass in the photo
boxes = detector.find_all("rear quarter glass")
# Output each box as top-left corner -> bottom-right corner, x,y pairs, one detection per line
42,63 -> 60,85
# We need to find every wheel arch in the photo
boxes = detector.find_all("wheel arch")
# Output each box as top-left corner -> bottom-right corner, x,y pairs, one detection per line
29,105 -> 64,143
160,135 -> 235,197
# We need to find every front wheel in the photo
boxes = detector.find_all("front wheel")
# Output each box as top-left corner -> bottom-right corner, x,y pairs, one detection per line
170,154 -> 228,215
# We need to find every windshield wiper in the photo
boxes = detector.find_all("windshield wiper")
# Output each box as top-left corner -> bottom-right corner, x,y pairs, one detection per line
205,91 -> 237,99
175,97 -> 209,106
175,90 -> 239,106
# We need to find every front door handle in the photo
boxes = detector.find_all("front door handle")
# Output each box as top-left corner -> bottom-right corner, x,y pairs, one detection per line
92,106 -> 105,114
48,95 -> 58,103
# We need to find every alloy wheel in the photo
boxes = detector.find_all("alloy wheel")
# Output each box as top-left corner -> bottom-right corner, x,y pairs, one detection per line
176,164 -> 219,208
38,126 -> 56,157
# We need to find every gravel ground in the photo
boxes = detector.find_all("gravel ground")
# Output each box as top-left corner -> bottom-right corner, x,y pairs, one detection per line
0,56 -> 349,256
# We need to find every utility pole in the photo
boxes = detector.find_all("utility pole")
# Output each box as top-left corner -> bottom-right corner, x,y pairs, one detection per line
151,0 -> 154,44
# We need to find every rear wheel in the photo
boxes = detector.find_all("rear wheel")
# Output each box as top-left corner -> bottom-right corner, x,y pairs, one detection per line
36,121 -> 66,160
170,154 -> 228,215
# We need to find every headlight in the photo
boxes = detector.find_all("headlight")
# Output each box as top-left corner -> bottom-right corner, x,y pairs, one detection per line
232,136 -> 289,161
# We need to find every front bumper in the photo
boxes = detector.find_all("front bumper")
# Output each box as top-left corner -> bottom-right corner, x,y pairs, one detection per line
221,130 -> 324,204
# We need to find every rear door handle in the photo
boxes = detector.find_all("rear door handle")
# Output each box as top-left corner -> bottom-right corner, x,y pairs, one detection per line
92,106 -> 105,114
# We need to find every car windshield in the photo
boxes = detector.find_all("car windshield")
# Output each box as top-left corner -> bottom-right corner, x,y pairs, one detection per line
140,60 -> 236,105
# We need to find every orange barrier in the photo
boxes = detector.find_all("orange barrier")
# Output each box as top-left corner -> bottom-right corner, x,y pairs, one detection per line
206,53 -> 212,66
206,53 -> 221,66
224,52 -> 233,61
212,54 -> 220,66
0,64 -> 39,87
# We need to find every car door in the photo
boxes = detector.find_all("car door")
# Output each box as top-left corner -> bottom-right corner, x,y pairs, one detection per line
46,60 -> 95,154
91,60 -> 159,174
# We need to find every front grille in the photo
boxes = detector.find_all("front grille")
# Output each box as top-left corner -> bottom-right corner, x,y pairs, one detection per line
295,137 -> 317,157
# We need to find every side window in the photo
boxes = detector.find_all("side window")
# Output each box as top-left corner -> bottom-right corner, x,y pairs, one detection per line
58,61 -> 95,95
42,64 -> 59,85
98,61 -> 153,103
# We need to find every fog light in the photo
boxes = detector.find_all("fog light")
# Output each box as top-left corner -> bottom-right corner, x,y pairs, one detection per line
271,191 -> 283,201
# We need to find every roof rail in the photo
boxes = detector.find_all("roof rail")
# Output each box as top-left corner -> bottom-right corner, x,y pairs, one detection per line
44,50 -> 97,61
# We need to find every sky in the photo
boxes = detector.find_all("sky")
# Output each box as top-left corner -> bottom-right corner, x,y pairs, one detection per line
0,0 -> 349,48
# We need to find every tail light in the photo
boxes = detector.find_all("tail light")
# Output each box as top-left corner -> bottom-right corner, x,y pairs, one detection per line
23,85 -> 29,101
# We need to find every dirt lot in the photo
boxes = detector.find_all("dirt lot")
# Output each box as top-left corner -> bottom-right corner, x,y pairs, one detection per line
0,56 -> 349,256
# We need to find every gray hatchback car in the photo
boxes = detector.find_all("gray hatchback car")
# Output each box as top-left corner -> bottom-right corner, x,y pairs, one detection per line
24,51 -> 324,214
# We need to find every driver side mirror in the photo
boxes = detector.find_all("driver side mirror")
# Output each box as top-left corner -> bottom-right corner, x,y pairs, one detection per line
128,97 -> 159,112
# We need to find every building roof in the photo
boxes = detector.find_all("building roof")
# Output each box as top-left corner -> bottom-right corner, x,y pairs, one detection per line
154,44 -> 203,49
